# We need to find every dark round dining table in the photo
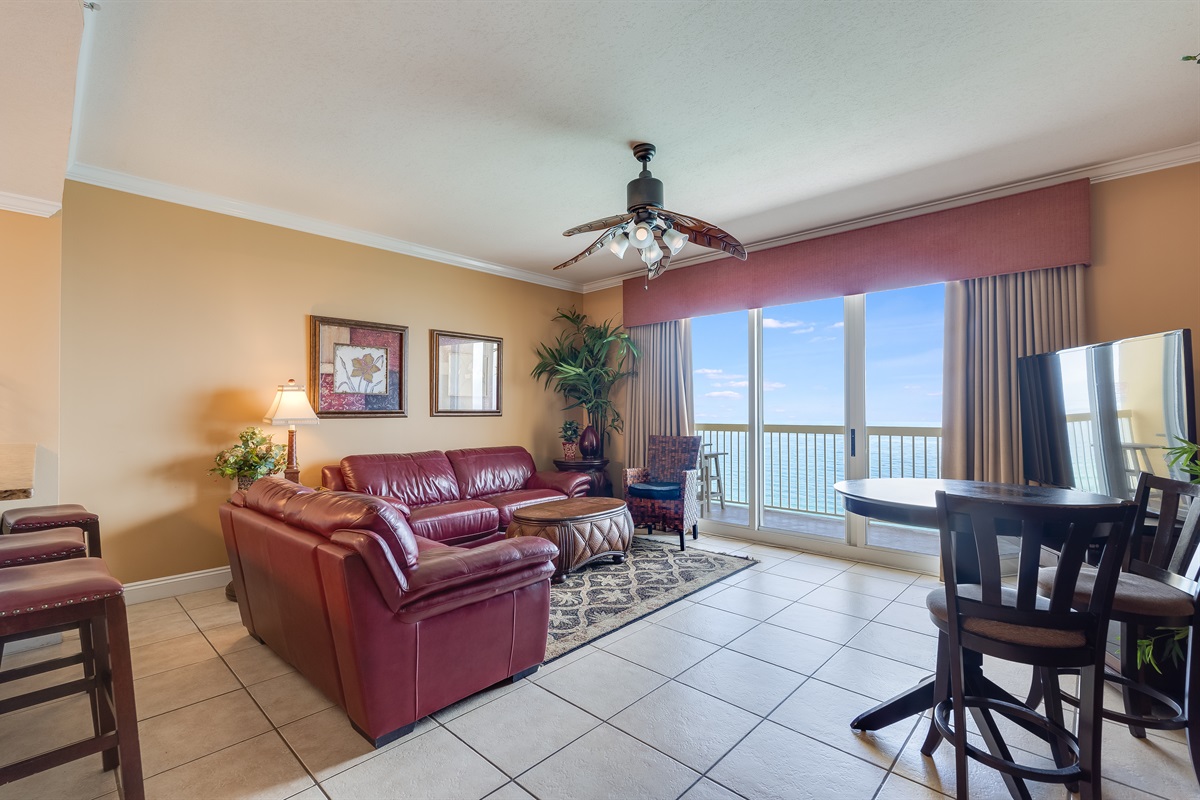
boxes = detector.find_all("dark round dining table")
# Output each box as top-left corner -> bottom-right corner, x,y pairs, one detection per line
832,478 -> 1124,741
835,477 -> 1124,530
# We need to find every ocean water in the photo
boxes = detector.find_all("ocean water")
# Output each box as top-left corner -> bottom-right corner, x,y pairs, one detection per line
701,432 -> 941,515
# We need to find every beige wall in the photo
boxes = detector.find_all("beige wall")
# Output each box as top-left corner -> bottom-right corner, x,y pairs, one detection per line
60,182 -> 580,582
0,210 -> 61,513
1088,162 -> 1200,383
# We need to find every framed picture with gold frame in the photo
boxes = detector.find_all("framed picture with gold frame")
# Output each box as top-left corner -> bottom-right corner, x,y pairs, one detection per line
430,330 -> 502,416
309,315 -> 408,418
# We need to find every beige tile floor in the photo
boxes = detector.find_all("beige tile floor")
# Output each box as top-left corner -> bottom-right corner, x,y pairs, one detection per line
0,533 -> 1195,800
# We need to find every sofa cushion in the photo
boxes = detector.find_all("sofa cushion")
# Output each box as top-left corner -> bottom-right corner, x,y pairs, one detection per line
407,500 -> 500,543
480,489 -> 564,528
243,477 -> 316,518
340,452 -> 460,507
446,447 -> 536,500
281,489 -> 420,569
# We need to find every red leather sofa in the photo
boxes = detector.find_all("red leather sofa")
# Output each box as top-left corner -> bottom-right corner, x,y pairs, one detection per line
219,476 -> 558,746
321,446 -> 590,546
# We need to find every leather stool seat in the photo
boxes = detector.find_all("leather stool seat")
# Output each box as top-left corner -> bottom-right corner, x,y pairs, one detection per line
0,559 -> 124,617
0,559 -> 142,797
2,504 -> 102,557
0,527 -> 86,567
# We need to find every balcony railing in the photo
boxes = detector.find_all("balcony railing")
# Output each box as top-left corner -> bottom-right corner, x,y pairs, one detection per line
696,423 -> 942,517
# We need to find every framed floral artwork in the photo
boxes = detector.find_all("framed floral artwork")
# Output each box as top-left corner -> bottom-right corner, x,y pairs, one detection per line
430,330 -> 502,416
309,315 -> 408,418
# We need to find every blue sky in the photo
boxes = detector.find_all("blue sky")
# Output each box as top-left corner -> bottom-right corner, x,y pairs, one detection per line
692,283 -> 945,426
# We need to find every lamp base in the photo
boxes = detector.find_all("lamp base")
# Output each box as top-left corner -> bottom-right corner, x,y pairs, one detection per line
284,467 -> 300,483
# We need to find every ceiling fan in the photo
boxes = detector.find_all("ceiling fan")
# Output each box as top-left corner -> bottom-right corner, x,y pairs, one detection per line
552,143 -> 748,280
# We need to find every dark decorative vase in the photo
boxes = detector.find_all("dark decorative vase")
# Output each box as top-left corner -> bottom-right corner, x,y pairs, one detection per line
579,425 -> 600,459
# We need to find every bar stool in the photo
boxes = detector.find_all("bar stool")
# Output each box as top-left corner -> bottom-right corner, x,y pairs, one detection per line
699,447 -> 727,515
0,559 -> 143,799
2,505 -> 102,558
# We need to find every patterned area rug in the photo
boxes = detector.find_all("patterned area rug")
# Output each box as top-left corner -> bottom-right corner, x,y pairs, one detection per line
545,537 -> 757,661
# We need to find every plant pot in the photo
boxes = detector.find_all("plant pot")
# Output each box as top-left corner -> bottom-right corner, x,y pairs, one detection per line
237,475 -> 256,491
579,425 -> 600,459
562,442 -> 578,460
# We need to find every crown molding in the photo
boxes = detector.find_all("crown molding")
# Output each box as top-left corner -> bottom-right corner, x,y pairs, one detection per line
0,191 -> 62,217
581,141 -> 1200,287
63,163 -> 584,292
59,139 -> 1196,295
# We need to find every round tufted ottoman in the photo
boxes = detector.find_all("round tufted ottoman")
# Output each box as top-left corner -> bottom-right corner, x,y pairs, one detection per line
505,497 -> 633,584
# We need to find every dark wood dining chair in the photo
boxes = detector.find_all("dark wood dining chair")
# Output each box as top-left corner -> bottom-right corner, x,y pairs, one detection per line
1033,472 -> 1200,788
920,491 -> 1135,800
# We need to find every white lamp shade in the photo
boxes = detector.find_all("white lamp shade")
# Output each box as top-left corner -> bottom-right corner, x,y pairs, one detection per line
263,379 -> 319,425
644,242 -> 663,265
662,227 -> 687,254
608,233 -> 629,259
628,222 -> 654,249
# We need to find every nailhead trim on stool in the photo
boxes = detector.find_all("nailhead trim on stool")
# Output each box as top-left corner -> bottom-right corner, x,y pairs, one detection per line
0,589 -> 124,616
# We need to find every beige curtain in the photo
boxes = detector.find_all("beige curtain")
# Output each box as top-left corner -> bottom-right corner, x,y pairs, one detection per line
625,320 -> 694,468
942,264 -> 1086,482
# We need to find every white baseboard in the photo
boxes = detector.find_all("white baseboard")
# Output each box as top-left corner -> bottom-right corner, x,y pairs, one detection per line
123,566 -> 232,605
5,567 -> 233,657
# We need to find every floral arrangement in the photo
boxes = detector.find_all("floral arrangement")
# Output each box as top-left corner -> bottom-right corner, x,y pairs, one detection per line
208,427 -> 287,486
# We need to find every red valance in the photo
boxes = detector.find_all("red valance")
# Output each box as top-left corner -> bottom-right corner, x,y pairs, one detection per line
622,179 -> 1090,326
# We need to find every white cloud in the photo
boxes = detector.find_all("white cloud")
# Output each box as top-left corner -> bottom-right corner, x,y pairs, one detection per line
829,321 -> 844,329
705,391 -> 741,399
788,326 -> 816,334
810,335 -> 836,343
927,391 -> 943,397
694,368 -> 723,376
716,380 -> 749,388
763,318 -> 809,329
763,381 -> 786,391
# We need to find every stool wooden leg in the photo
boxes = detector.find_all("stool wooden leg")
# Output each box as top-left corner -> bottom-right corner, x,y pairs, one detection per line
82,519 -> 102,559
91,615 -> 119,772
920,632 -> 948,755
1185,621 -> 1199,787
104,597 -> 143,800
1119,621 -> 1148,738
79,620 -> 102,738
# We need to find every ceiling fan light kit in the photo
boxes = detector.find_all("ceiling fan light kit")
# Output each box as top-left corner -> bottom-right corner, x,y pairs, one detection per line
552,143 -> 748,284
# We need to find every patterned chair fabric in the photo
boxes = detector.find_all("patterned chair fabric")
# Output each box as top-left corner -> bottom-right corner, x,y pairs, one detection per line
623,435 -> 702,550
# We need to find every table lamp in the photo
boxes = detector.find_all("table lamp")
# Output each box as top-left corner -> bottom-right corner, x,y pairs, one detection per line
263,379 -> 319,483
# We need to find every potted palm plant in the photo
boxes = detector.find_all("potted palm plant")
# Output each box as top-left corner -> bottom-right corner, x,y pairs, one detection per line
532,308 -> 639,459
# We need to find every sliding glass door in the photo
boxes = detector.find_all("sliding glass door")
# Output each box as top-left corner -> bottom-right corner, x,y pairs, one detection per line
692,284 -> 944,559
759,298 -> 846,539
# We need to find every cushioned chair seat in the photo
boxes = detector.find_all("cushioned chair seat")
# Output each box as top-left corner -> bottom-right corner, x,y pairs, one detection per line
1037,565 -> 1195,618
0,528 -> 86,566
927,585 -> 1086,648
627,482 -> 682,500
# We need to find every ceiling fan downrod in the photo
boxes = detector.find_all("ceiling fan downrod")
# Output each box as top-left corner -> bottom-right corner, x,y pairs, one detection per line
627,142 -> 664,213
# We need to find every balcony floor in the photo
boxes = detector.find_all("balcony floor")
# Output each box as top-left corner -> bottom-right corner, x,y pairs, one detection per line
700,504 -> 940,556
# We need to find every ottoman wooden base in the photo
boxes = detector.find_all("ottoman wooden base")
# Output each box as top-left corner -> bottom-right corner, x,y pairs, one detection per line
505,498 -> 633,583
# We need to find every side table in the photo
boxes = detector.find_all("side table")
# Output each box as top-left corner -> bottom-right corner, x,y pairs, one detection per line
553,458 -> 612,497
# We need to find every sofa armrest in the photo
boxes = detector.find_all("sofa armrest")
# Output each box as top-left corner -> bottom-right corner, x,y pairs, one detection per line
321,465 -> 347,491
527,470 -> 590,498
329,529 -> 409,612
400,537 -> 558,608
623,467 -> 650,491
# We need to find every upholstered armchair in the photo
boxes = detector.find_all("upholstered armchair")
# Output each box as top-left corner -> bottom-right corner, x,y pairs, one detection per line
623,435 -> 702,551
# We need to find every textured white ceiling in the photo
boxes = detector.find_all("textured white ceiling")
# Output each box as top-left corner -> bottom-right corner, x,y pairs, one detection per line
0,1 -> 81,209
46,2 -> 1200,283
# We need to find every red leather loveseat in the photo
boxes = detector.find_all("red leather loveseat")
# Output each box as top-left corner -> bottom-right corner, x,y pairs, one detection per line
219,477 -> 558,746
321,446 -> 590,545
